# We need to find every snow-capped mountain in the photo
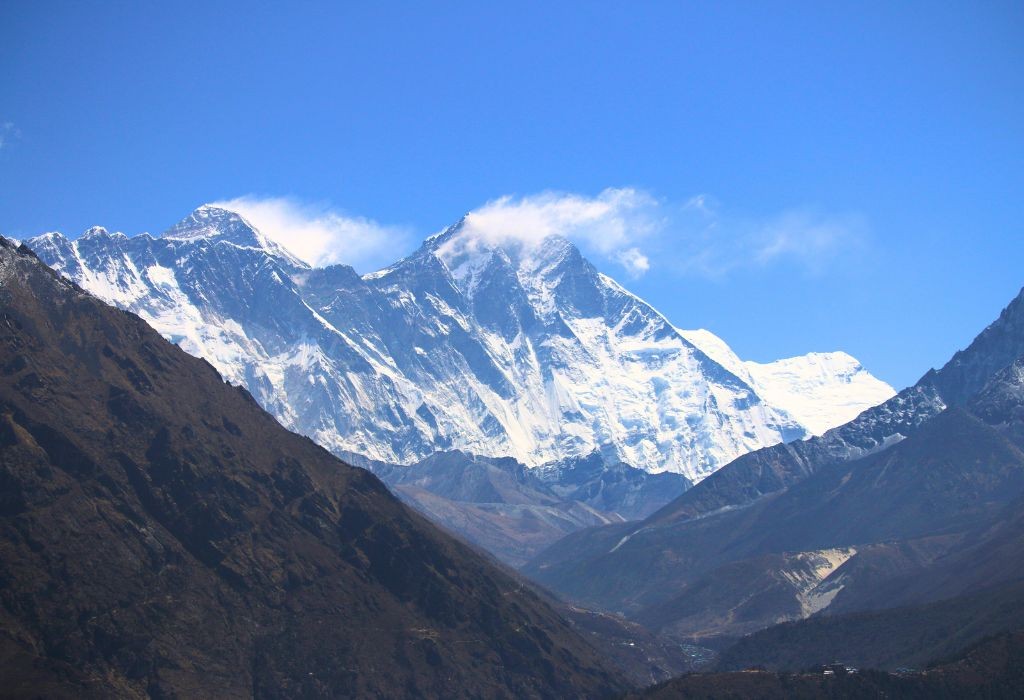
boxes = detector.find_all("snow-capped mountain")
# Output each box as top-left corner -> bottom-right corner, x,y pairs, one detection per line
26,205 -> 895,482
680,329 -> 895,436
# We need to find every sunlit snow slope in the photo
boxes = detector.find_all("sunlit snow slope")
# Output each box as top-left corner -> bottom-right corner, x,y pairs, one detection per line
28,206 -> 895,482
680,329 -> 896,436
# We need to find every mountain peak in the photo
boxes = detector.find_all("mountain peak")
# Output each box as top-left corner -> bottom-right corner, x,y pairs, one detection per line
78,226 -> 131,243
423,214 -> 470,244
25,204 -> 895,481
370,216 -> 587,294
163,205 -> 258,242
518,234 -> 583,275
80,225 -> 110,239
163,205 -> 309,268
430,216 -> 584,283
921,284 -> 1024,407
31,231 -> 67,243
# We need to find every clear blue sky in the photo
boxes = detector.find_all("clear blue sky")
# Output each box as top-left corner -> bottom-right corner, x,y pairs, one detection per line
2,1 -> 1022,389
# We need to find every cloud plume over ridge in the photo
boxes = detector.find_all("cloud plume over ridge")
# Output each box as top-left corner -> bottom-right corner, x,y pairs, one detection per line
212,189 -> 865,279
210,195 -> 410,271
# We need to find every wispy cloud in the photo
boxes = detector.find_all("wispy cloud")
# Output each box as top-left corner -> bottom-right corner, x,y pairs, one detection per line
458,188 -> 661,277
0,122 -> 21,151
210,195 -> 411,270
212,189 -> 864,280
754,209 -> 865,271
670,194 -> 867,277
455,188 -> 864,279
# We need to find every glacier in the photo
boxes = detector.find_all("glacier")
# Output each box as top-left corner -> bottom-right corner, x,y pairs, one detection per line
26,205 -> 895,482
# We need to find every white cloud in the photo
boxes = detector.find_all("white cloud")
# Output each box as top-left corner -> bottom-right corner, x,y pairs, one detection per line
210,195 -> 410,270
211,189 -> 862,280
615,247 -> 651,277
458,187 -> 661,276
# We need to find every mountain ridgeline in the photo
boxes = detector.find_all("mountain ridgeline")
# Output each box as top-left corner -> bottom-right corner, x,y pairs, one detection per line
525,282 -> 1024,669
0,238 -> 626,697
6,201 -> 1024,696
26,206 -> 894,483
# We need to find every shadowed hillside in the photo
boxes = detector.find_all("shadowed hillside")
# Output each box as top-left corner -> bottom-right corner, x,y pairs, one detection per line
0,238 -> 625,698
629,630 -> 1024,699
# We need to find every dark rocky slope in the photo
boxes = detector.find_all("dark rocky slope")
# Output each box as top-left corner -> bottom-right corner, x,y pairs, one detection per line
713,579 -> 1024,673
0,238 -> 625,698
633,285 -> 1024,529
526,287 -> 1024,644
629,630 -> 1024,699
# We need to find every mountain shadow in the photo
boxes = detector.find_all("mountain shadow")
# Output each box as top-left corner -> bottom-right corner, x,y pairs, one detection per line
0,237 -> 625,698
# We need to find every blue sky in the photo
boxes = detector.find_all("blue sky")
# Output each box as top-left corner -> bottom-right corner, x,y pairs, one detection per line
1,1 -> 1022,389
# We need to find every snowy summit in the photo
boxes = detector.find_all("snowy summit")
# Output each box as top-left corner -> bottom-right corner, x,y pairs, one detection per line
27,206 -> 895,482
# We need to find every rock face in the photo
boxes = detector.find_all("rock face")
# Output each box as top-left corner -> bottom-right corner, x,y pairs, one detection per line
26,206 -> 894,483
524,285 -> 1024,643
0,238 -> 625,698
